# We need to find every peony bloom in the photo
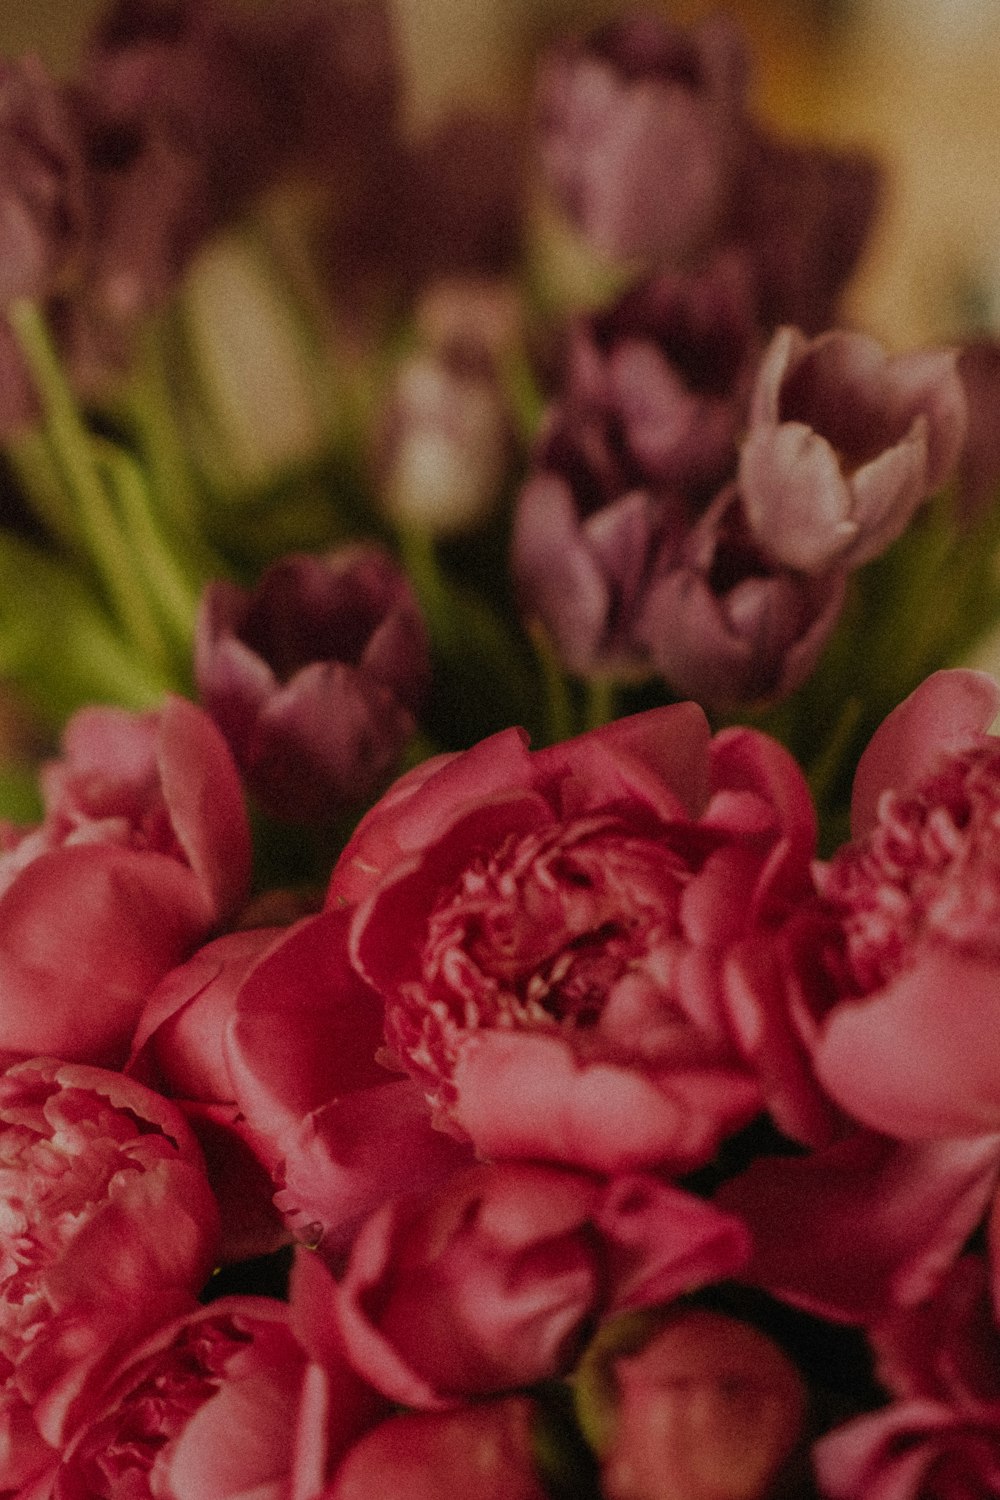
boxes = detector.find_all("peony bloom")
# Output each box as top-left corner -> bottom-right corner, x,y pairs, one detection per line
325,1397 -> 549,1500
0,1059 -> 219,1491
195,548 -> 429,822
802,670 -> 1000,1141
0,695 -> 250,1066
534,9 -> 748,267
331,704 -> 818,1175
739,327 -> 967,575
224,909 -> 471,1254
334,1160 -> 749,1408
596,1309 -> 807,1500
815,1256 -> 1000,1500
37,1261 -> 382,1500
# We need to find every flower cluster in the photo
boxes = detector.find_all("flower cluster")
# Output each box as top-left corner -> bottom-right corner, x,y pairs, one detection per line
0,2 -> 998,1498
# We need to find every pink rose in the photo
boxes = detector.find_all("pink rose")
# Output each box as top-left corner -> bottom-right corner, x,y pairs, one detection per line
802,670 -> 1000,1141
0,1059 -> 219,1491
334,1160 -> 749,1407
332,705 -> 817,1174
0,696 -> 251,1066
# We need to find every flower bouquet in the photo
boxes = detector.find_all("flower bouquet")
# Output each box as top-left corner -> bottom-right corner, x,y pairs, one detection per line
0,2 -> 999,1497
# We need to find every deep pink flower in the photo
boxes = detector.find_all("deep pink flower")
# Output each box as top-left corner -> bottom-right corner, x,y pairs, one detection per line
0,695 -> 250,1066
335,1160 -> 749,1408
325,1397 -> 549,1500
0,1059 -> 219,1491
803,670 -> 1000,1141
195,548 -> 429,822
598,1309 -> 806,1500
225,909 -> 471,1254
331,705 -> 818,1175
815,1257 -> 1000,1500
40,1291 -> 373,1500
739,327 -> 967,575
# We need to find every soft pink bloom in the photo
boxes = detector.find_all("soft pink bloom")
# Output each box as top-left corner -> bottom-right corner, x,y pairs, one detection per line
335,1160 -> 749,1407
129,926 -> 290,1262
332,705 -> 817,1175
0,695 -> 250,1066
534,10 -> 748,266
0,1059 -> 219,1491
195,548 -> 429,822
325,1397 -> 549,1500
39,1268 -> 380,1500
804,670 -> 1000,1141
599,1309 -> 806,1500
225,909 -> 471,1253
715,1130 -> 1000,1324
815,1257 -> 1000,1500
739,328 -> 967,575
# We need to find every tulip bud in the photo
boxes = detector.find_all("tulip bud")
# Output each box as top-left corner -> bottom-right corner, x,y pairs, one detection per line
595,1309 -> 807,1500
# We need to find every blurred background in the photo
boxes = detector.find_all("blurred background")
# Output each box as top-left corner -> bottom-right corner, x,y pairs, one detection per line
4,0 -> 1000,354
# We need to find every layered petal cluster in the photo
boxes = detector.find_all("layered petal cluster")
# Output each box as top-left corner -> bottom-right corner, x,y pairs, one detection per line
195,548 -> 429,822
0,695 -> 249,1065
0,1060 -> 219,1491
330,704 -> 818,1175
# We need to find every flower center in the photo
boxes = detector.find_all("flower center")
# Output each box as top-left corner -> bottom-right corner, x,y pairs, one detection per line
386,816 -> 706,1107
817,739 -> 1000,993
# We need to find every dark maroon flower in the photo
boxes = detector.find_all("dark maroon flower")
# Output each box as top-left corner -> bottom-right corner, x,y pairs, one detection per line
534,9 -> 748,266
195,548 -> 429,822
739,327 -> 968,574
0,56 -> 87,306
730,127 -> 884,334
955,338 -> 1000,527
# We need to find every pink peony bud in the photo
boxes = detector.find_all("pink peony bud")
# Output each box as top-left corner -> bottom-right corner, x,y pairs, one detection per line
599,1309 -> 807,1500
195,547 -> 429,822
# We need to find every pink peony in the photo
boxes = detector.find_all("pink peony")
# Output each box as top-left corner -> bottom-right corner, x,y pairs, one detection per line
0,695 -> 250,1066
334,1160 -> 749,1407
803,670 -> 1000,1141
815,1257 -> 1000,1500
35,1249 -> 384,1500
0,1059 -> 219,1491
331,705 -> 818,1174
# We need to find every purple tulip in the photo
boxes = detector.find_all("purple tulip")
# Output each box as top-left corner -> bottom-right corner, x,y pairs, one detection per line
956,338 -> 1000,527
739,326 -> 968,574
195,548 -> 429,822
635,483 -> 846,710
534,9 -> 748,266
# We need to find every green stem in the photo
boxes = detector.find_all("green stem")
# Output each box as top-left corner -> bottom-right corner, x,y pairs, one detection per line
128,320 -> 203,550
583,674 -> 617,733
6,428 -> 80,549
8,299 -> 169,668
396,523 -> 454,649
530,622 -> 575,745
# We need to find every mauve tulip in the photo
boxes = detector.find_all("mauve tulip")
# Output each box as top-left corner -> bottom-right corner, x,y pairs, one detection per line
634,482 -> 847,711
326,1397 -> 549,1500
534,10 -> 748,267
335,1161 -> 749,1408
815,1257 -> 1000,1500
0,695 -> 250,1067
599,1309 -> 806,1500
803,670 -> 1000,1142
0,1059 -> 219,1490
955,338 -> 1000,527
195,548 -> 429,822
332,704 -> 818,1176
739,327 -> 967,575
